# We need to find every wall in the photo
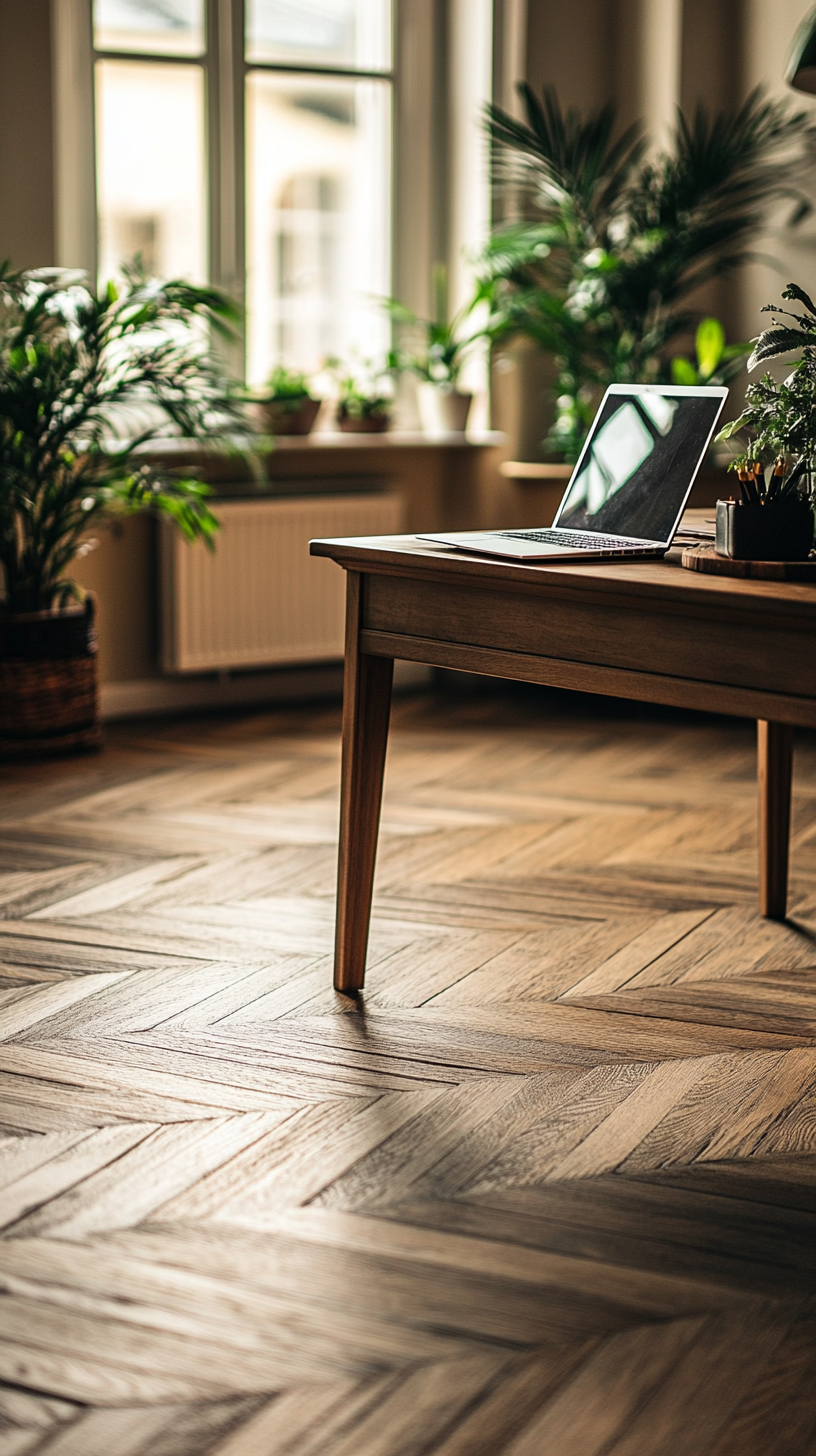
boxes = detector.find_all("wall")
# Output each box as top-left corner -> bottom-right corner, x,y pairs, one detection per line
526,0 -> 616,112
0,0 -> 55,267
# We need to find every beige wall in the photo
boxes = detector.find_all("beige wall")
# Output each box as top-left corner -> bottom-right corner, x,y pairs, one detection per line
0,0 -> 55,268
526,0 -> 616,111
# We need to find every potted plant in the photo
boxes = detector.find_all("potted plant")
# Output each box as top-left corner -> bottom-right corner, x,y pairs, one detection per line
251,364 -> 320,436
385,266 -> 483,434
327,356 -> 393,433
479,85 -> 816,461
0,262 -> 245,757
716,283 -> 816,560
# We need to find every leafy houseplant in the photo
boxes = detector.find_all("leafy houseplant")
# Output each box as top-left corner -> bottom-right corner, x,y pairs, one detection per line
670,318 -> 751,389
385,267 -> 483,433
327,356 -> 393,433
0,262 -> 245,755
715,282 -> 816,559
480,85 -> 816,461
252,364 -> 320,436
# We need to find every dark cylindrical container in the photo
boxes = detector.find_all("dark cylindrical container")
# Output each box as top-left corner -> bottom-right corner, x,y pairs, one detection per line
715,498 -> 815,561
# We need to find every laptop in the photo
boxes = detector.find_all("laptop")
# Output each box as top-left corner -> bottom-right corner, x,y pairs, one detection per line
420,383 -> 727,561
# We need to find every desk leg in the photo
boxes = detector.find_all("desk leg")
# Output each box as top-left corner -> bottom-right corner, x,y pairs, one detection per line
334,572 -> 394,992
758,720 -> 794,920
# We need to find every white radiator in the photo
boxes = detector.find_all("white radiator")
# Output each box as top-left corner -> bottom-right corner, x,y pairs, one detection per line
161,493 -> 403,673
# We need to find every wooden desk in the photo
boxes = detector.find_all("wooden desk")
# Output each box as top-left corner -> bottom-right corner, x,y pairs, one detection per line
310,530 -> 816,990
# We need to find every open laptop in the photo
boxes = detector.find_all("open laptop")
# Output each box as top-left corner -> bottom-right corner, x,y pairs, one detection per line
420,383 -> 727,561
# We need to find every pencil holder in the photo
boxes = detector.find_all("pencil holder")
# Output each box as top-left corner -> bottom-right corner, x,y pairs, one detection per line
715,498 -> 815,561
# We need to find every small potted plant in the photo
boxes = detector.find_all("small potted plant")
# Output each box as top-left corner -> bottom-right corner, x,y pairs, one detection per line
327,356 -> 393,433
0,261 -> 246,757
716,283 -> 816,560
385,266 -> 483,434
252,364 -> 320,436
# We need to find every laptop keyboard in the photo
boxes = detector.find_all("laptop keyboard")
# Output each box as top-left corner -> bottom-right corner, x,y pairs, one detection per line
498,529 -> 647,550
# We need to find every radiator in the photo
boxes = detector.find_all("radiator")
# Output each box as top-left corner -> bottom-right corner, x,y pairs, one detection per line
161,493 -> 403,673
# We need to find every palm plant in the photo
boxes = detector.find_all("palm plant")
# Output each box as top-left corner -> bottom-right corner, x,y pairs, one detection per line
0,262 -> 246,614
480,85 -> 816,460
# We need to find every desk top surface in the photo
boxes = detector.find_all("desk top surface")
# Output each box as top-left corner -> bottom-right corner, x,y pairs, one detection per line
310,512 -> 816,623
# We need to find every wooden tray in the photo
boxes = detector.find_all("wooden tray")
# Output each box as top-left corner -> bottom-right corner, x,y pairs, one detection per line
680,543 -> 816,581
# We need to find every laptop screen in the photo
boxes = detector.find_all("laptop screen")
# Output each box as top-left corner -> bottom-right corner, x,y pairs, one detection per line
554,387 -> 726,544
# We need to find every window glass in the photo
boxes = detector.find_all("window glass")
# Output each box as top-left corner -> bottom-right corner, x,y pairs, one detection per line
245,72 -> 391,385
94,0 -> 205,57
246,0 -> 391,73
96,60 -> 207,285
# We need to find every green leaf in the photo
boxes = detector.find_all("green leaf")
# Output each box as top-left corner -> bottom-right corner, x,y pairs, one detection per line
671,356 -> 699,386
748,328 -> 808,369
695,318 -> 725,379
782,281 -> 816,315
381,297 -> 417,326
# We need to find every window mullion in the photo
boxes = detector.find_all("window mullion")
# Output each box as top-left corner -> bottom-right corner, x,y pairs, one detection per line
207,0 -> 245,377
52,0 -> 97,277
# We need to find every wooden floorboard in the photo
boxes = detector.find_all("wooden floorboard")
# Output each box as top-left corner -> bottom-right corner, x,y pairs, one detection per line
1,686 -> 815,1453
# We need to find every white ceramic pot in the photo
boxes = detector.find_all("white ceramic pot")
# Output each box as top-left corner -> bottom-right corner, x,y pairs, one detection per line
417,383 -> 473,435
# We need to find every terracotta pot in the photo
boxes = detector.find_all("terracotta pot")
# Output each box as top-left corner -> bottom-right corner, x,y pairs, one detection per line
255,396 -> 321,436
417,383 -> 473,434
0,595 -> 101,757
336,404 -> 391,433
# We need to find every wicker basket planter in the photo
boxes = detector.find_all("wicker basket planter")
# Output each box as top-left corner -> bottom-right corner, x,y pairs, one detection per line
0,596 -> 101,758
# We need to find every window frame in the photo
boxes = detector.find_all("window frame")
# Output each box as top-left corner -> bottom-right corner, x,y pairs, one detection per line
76,0 -> 398,380
52,0 -> 493,406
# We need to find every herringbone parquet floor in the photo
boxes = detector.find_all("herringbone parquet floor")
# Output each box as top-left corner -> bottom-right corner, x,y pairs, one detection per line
1,684 -> 815,1455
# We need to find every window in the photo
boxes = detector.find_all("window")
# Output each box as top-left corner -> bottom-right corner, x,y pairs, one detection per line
92,0 -> 393,384
244,1 -> 392,384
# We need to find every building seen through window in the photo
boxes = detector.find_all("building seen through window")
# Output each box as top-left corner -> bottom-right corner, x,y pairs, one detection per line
95,49 -> 206,289
93,0 -> 393,385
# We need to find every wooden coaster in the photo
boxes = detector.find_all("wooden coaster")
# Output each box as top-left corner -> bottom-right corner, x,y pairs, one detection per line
680,543 -> 816,580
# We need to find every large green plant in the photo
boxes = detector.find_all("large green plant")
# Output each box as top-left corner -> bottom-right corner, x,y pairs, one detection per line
0,262 -> 246,614
480,86 -> 816,460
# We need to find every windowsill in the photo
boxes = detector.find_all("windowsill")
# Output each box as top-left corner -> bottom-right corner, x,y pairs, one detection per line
500,460 -> 572,480
137,432 -> 506,487
138,431 -> 504,459
271,430 -> 504,449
